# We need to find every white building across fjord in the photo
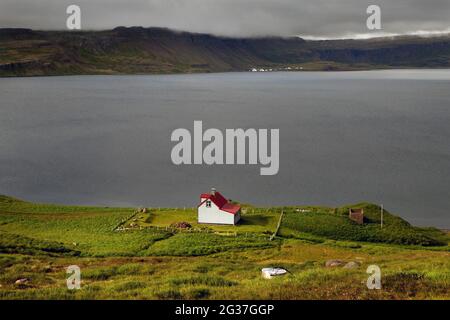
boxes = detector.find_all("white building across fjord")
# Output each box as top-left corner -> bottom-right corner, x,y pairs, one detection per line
198,188 -> 241,225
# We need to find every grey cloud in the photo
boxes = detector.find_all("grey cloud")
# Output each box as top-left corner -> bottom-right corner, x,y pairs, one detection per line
0,0 -> 449,38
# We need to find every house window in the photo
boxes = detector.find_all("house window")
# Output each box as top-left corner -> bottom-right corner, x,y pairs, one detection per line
206,200 -> 211,208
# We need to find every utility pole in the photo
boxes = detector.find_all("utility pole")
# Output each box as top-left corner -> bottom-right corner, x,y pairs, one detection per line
380,204 -> 384,229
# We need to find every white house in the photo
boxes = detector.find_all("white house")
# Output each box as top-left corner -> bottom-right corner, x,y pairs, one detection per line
198,188 -> 241,225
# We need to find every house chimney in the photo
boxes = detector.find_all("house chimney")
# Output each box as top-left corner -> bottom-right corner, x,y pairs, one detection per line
211,188 -> 216,196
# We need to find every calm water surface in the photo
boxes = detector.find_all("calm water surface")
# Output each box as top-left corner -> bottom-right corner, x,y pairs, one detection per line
1,70 -> 449,228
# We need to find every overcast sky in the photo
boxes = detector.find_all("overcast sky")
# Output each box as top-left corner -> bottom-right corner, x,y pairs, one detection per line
0,0 -> 449,38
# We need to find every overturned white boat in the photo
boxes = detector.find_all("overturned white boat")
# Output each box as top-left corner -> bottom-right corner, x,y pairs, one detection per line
261,267 -> 287,279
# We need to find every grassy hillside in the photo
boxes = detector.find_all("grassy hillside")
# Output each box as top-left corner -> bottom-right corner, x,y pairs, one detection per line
279,203 -> 448,246
0,196 -> 447,258
1,27 -> 450,76
0,195 -> 170,257
0,195 -> 448,299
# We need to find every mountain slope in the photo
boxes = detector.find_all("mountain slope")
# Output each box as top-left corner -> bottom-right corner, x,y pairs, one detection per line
1,27 -> 450,76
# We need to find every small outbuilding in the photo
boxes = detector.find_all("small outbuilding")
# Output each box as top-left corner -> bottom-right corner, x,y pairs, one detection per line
198,188 -> 241,225
349,208 -> 364,224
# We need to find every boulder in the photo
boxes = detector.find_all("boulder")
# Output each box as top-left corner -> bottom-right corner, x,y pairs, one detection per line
170,222 -> 192,229
325,259 -> 345,267
15,278 -> 29,285
344,261 -> 360,269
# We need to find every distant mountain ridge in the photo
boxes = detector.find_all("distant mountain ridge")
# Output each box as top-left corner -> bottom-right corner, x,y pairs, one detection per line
1,27 -> 450,76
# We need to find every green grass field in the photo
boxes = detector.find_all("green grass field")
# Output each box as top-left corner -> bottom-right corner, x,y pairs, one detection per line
279,203 -> 448,246
0,195 -> 448,300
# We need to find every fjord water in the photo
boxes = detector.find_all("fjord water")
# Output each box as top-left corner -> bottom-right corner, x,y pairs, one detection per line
1,70 -> 449,228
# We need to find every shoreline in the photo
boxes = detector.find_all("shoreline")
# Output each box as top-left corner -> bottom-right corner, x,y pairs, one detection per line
1,67 -> 450,79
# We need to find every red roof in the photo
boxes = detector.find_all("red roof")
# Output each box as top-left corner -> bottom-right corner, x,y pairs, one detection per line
199,191 -> 240,214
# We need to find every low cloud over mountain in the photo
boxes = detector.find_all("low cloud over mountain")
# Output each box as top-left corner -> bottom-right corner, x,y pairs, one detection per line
0,0 -> 449,38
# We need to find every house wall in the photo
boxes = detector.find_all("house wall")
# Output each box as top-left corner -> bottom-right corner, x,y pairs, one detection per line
349,211 -> 364,224
234,210 -> 241,224
198,202 -> 235,225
